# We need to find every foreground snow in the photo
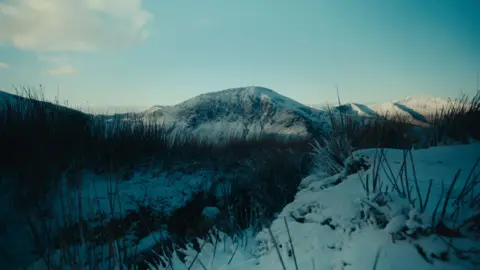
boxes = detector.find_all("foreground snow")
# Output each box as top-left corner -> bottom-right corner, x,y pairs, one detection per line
249,143 -> 479,270
153,143 -> 480,270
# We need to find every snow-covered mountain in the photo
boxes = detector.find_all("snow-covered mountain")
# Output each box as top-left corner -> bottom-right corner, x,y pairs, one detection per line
335,95 -> 452,124
139,86 -> 331,141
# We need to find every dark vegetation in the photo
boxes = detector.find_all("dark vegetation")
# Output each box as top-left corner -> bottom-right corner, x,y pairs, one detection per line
0,87 -> 312,269
429,93 -> 480,144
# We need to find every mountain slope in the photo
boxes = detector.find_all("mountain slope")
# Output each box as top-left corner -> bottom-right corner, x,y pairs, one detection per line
142,86 -> 331,141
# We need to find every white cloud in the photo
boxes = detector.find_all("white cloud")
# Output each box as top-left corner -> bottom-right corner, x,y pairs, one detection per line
45,65 -> 77,75
0,62 -> 9,68
0,0 -> 153,52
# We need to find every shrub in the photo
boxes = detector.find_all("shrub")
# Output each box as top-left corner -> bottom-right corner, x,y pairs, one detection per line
429,91 -> 480,144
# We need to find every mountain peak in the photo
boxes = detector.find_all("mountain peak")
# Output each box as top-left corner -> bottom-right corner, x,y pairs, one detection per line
188,86 -> 283,103
141,86 -> 329,140
171,86 -> 310,113
211,86 -> 275,95
231,86 -> 275,94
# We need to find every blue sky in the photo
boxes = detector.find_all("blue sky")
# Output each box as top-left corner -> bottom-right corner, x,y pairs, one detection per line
0,0 -> 479,107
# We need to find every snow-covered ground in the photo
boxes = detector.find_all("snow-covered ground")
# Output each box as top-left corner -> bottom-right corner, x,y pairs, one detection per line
54,169 -> 215,220
28,142 -> 480,269
24,167 -> 218,269
147,143 -> 480,270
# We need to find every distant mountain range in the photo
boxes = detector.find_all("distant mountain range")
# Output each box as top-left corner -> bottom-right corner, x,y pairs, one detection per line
331,95 -> 452,126
1,88 -> 456,140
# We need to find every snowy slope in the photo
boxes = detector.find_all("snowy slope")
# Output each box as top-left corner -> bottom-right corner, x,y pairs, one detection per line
149,143 -> 480,270
141,87 -> 331,141
251,143 -> 480,270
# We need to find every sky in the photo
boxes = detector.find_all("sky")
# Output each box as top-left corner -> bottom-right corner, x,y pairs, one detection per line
0,0 -> 479,108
